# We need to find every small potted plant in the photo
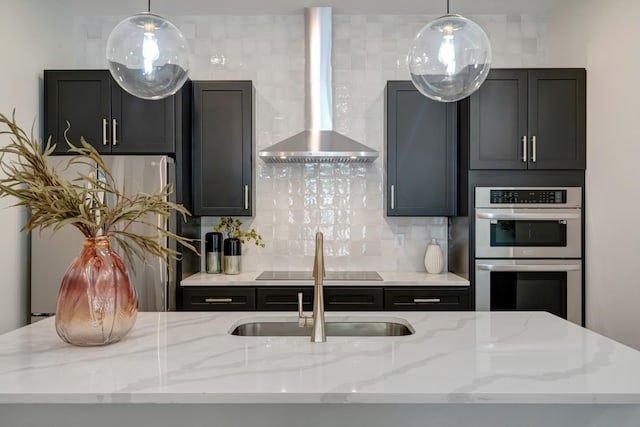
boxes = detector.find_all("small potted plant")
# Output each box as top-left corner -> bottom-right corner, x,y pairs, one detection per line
214,217 -> 265,274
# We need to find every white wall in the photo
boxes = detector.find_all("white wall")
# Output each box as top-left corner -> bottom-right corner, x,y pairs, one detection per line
547,0 -> 640,349
75,13 -> 548,273
0,0 -> 73,333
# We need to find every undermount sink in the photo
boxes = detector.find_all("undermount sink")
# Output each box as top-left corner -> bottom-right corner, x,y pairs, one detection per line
230,319 -> 414,337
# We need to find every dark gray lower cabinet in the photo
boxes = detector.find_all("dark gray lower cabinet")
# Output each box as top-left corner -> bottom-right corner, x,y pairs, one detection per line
257,287 -> 313,311
182,286 -> 468,311
325,287 -> 383,311
384,287 -> 470,311
181,287 -> 256,311
257,287 -> 383,311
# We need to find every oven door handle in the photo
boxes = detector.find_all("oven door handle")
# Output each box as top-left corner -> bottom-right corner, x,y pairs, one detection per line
476,212 -> 581,220
477,263 -> 581,272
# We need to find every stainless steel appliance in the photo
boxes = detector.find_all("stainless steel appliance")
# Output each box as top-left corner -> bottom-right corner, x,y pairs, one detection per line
30,156 -> 177,322
474,187 -> 583,325
258,7 -> 378,163
475,259 -> 582,324
475,187 -> 582,258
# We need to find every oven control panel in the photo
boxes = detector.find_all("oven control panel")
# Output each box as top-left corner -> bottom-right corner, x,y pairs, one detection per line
490,190 -> 566,204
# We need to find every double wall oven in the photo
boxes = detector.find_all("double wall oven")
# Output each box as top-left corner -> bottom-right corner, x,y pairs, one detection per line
474,187 -> 583,325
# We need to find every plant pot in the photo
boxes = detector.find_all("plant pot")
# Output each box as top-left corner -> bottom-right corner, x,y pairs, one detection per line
55,236 -> 138,346
223,237 -> 242,275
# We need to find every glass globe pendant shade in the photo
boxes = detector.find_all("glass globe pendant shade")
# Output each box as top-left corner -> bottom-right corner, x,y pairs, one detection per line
106,13 -> 190,100
408,14 -> 492,102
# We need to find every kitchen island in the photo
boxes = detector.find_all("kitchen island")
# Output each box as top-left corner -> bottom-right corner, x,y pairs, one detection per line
2,311 -> 640,426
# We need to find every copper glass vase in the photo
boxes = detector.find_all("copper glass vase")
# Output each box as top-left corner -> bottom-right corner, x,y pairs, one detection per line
55,236 -> 138,346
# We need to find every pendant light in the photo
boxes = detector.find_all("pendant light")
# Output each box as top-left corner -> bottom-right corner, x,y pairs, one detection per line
407,0 -> 492,102
106,0 -> 190,100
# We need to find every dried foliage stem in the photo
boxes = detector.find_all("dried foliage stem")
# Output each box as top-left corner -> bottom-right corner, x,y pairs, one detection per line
0,110 -> 197,270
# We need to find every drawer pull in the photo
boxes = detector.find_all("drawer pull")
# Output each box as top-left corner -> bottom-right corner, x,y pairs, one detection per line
414,298 -> 441,303
205,297 -> 233,303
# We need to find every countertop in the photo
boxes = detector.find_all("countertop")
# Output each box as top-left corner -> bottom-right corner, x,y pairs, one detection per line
2,311 -> 640,405
181,271 -> 470,286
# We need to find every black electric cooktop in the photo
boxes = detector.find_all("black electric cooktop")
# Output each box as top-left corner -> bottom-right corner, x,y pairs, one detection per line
255,271 -> 383,281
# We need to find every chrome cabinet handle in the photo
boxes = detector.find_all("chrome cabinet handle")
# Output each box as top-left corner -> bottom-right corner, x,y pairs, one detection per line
244,185 -> 249,210
204,297 -> 233,303
112,119 -> 118,145
414,298 -> 441,303
531,135 -> 537,163
521,135 -> 527,162
102,119 -> 108,146
390,185 -> 395,210
477,263 -> 581,272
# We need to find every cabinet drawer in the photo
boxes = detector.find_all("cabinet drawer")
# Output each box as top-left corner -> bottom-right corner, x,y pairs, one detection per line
384,287 -> 470,311
256,287 -> 313,311
324,287 -> 383,311
181,287 -> 256,311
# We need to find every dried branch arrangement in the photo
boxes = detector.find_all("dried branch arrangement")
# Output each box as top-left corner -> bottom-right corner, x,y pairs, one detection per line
0,110 -> 197,268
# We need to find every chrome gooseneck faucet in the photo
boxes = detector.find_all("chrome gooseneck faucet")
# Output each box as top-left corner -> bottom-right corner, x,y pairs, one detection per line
298,232 -> 326,342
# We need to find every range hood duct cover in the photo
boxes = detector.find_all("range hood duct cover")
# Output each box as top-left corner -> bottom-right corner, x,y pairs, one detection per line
259,7 -> 378,163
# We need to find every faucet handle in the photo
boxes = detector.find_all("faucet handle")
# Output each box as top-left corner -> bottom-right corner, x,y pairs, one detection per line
297,292 -> 310,327
297,292 -> 304,317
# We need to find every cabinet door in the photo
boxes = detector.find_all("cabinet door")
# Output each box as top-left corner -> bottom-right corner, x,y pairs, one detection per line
110,86 -> 176,154
469,69 -> 528,170
384,287 -> 470,311
180,287 -> 256,311
324,287 -> 383,311
44,70 -> 111,154
527,69 -> 586,170
386,81 -> 456,216
193,81 -> 253,216
256,287 -> 313,311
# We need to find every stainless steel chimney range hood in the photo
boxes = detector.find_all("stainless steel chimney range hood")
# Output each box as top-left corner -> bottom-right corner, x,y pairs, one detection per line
259,7 -> 378,164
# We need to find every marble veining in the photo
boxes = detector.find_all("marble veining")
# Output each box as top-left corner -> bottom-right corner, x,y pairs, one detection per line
2,312 -> 640,405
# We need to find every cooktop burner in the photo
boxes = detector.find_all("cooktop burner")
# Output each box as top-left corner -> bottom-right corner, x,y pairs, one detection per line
256,271 -> 383,281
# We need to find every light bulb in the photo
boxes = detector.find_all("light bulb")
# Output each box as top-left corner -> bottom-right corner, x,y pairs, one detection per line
142,30 -> 159,77
437,25 -> 456,75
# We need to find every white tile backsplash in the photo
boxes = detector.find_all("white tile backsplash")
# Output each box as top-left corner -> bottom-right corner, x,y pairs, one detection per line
73,12 -> 546,273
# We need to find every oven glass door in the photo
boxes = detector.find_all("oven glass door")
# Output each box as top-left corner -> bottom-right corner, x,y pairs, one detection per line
475,259 -> 582,325
490,271 -> 567,318
475,208 -> 581,258
491,220 -> 567,247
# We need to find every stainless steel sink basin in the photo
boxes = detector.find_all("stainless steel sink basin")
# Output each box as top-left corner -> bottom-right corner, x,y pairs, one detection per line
230,320 -> 413,337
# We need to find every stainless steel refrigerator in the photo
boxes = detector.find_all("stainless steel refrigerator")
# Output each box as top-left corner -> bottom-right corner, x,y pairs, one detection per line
30,155 -> 178,322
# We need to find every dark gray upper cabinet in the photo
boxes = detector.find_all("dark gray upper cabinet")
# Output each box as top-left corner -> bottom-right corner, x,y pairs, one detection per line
386,81 -> 457,216
192,81 -> 253,216
44,69 -> 178,155
467,68 -> 586,170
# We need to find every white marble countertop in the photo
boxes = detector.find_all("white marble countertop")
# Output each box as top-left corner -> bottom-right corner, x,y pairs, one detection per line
181,271 -> 470,286
2,311 -> 640,405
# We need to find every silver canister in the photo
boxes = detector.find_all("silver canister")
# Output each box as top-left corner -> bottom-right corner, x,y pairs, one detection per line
223,237 -> 242,275
205,232 -> 222,274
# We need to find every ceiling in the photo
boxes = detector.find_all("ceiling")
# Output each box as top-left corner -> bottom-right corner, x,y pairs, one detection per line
61,0 -> 564,16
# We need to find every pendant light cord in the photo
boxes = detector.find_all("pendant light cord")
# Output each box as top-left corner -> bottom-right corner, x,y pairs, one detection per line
148,0 -> 151,13
446,0 -> 450,14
